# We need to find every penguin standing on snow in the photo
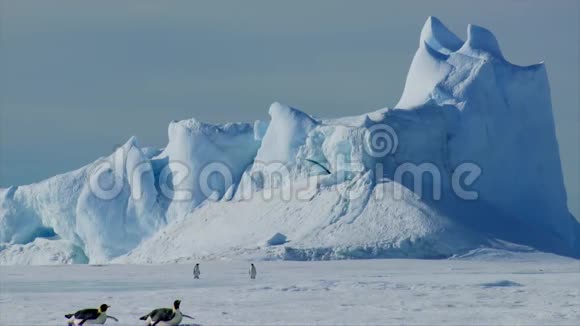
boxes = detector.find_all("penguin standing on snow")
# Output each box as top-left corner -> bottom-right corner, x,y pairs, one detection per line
64,304 -> 118,325
249,263 -> 257,279
139,299 -> 194,326
193,263 -> 201,279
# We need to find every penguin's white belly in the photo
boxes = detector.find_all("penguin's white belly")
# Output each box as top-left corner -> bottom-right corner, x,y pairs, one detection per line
71,313 -> 107,325
146,312 -> 183,326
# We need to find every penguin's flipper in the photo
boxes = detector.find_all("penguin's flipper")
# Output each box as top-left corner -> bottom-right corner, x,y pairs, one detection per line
182,314 -> 195,319
107,315 -> 119,322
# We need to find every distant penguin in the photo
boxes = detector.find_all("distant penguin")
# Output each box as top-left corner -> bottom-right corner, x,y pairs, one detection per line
193,263 -> 201,279
249,263 -> 257,279
139,299 -> 194,326
64,304 -> 118,325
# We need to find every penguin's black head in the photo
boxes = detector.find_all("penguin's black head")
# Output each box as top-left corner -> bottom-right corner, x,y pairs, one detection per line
99,304 -> 110,312
173,300 -> 181,309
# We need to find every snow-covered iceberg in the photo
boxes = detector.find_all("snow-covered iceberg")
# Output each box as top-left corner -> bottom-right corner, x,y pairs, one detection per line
1,17 -> 578,264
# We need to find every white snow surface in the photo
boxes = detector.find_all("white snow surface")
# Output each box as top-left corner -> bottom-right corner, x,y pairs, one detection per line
1,17 -> 579,264
1,253 -> 579,325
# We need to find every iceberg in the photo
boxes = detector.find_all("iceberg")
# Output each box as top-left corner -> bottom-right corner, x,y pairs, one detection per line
1,17 -> 578,264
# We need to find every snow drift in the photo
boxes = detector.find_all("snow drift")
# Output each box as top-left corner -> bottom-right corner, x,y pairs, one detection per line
1,17 -> 578,264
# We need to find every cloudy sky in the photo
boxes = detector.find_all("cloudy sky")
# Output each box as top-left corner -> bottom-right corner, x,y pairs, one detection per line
1,0 -> 578,217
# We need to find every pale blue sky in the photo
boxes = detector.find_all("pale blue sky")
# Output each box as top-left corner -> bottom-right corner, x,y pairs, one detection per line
1,1 -> 578,217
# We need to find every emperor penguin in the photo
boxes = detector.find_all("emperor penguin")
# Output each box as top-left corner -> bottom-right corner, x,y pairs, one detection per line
139,299 -> 194,326
64,304 -> 118,325
249,263 -> 257,279
193,263 -> 201,279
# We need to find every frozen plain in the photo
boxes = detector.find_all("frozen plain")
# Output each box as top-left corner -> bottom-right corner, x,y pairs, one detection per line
1,252 -> 578,325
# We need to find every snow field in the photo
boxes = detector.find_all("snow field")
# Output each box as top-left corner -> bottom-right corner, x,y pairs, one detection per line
1,253 -> 578,325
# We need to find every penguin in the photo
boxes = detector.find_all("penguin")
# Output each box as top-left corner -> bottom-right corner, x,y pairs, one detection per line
64,304 -> 118,325
139,299 -> 194,326
193,263 -> 201,279
249,263 -> 257,279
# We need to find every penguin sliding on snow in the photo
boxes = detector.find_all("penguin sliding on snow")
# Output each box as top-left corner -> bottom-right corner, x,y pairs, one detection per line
139,299 -> 194,326
193,263 -> 200,279
65,304 -> 118,325
249,263 -> 257,279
